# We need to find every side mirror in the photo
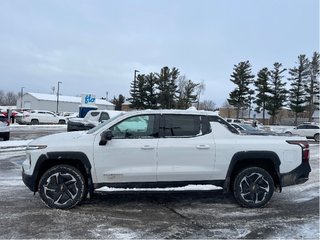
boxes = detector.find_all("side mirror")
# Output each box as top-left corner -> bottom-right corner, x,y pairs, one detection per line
99,129 -> 113,146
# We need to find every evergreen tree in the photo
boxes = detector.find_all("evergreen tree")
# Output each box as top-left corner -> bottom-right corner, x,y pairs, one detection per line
306,51 -> 320,121
111,94 -> 125,110
228,61 -> 255,118
288,55 -> 309,125
144,72 -> 158,109
265,63 -> 287,124
129,74 -> 147,109
157,66 -> 179,109
254,67 -> 270,123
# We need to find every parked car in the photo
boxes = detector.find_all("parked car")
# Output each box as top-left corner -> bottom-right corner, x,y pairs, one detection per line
0,114 -> 10,141
17,110 -> 66,125
231,123 -> 272,136
67,110 -> 123,131
23,109 -> 310,209
285,123 -> 319,142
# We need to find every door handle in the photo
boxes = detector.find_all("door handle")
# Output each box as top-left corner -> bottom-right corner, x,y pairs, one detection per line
141,145 -> 154,150
196,145 -> 210,149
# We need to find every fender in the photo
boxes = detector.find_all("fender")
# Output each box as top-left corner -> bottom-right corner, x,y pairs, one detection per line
223,151 -> 281,192
29,151 -> 92,192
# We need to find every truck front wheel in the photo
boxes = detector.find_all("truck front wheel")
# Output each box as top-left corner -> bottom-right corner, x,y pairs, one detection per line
38,165 -> 86,209
233,167 -> 274,208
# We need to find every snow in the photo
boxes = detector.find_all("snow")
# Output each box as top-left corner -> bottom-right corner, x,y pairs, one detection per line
95,184 -> 222,192
10,124 -> 67,131
27,92 -> 114,106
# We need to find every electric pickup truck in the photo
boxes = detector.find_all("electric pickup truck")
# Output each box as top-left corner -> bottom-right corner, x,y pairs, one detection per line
22,110 -> 311,209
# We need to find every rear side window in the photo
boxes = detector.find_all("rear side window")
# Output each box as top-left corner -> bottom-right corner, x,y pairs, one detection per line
162,114 -> 202,137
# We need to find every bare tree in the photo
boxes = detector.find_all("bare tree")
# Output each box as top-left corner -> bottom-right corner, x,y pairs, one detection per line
0,90 -> 5,105
198,100 -> 216,111
5,91 -> 18,105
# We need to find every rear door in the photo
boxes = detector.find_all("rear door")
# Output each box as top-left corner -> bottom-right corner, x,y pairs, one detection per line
156,114 -> 215,182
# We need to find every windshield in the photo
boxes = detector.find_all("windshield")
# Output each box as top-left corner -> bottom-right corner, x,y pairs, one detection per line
87,112 -> 125,134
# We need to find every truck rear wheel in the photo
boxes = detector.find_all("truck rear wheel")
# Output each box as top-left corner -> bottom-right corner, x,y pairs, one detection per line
38,165 -> 86,209
233,167 -> 274,208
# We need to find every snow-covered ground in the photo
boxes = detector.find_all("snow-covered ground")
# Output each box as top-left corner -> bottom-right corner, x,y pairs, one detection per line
0,124 -> 319,239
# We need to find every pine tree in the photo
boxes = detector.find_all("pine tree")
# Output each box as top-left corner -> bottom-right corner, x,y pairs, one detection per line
157,66 -> 179,109
228,61 -> 255,118
266,63 -> 287,124
306,52 -> 320,121
129,74 -> 147,109
254,68 -> 270,124
176,79 -> 199,109
144,73 -> 158,109
288,55 -> 309,125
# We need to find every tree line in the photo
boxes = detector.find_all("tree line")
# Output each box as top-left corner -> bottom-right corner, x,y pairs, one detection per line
124,66 -> 215,110
228,52 -> 319,124
0,91 -> 19,106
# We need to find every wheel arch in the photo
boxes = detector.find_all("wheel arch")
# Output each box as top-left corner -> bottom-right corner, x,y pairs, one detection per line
32,152 -> 93,193
223,151 -> 282,193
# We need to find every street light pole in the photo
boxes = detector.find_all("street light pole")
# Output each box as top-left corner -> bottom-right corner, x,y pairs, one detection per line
56,81 -> 62,113
133,69 -> 139,98
20,87 -> 24,109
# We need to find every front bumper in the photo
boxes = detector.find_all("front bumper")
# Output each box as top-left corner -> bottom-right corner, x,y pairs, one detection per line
280,163 -> 311,187
22,168 -> 37,192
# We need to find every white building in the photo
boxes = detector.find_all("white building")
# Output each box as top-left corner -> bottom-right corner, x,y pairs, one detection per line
16,92 -> 114,113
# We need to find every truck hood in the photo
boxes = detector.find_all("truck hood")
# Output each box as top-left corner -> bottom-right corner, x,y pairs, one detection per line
28,131 -> 87,146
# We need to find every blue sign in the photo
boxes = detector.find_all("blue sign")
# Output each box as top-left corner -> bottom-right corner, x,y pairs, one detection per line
81,94 -> 96,106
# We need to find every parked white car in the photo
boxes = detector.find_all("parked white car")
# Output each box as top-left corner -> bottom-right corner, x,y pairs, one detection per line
67,110 -> 123,131
285,123 -> 319,142
0,114 -> 10,141
18,110 -> 66,125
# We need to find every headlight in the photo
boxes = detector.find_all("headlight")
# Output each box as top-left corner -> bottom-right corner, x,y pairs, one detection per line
26,145 -> 47,150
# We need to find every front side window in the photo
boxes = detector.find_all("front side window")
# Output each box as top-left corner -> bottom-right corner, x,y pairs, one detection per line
162,115 -> 201,137
110,115 -> 157,139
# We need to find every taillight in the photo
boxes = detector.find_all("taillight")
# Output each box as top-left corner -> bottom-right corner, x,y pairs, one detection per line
286,140 -> 309,163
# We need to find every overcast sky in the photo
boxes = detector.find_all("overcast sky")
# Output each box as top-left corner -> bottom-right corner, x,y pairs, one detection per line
0,0 -> 318,106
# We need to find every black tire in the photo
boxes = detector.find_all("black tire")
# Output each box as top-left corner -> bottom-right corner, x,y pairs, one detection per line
31,119 -> 39,125
314,133 -> 319,142
233,167 -> 274,208
58,119 -> 66,124
38,165 -> 86,209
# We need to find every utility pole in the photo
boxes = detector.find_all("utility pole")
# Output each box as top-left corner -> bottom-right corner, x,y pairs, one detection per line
20,87 -> 24,109
56,81 -> 62,113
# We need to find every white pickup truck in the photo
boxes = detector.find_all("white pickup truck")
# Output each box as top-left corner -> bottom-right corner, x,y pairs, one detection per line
22,110 -> 311,209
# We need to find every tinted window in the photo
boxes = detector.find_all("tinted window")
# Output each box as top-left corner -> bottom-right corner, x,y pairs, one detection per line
99,112 -> 110,122
110,115 -> 157,139
90,112 -> 99,117
162,115 -> 201,137
0,116 -> 7,122
297,125 -> 307,129
307,125 -> 319,129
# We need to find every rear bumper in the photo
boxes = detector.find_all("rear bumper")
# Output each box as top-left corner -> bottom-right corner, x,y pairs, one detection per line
280,163 -> 311,187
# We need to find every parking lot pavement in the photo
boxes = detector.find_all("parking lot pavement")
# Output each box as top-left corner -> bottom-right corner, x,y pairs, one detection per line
0,126 -> 319,239
0,144 -> 319,239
